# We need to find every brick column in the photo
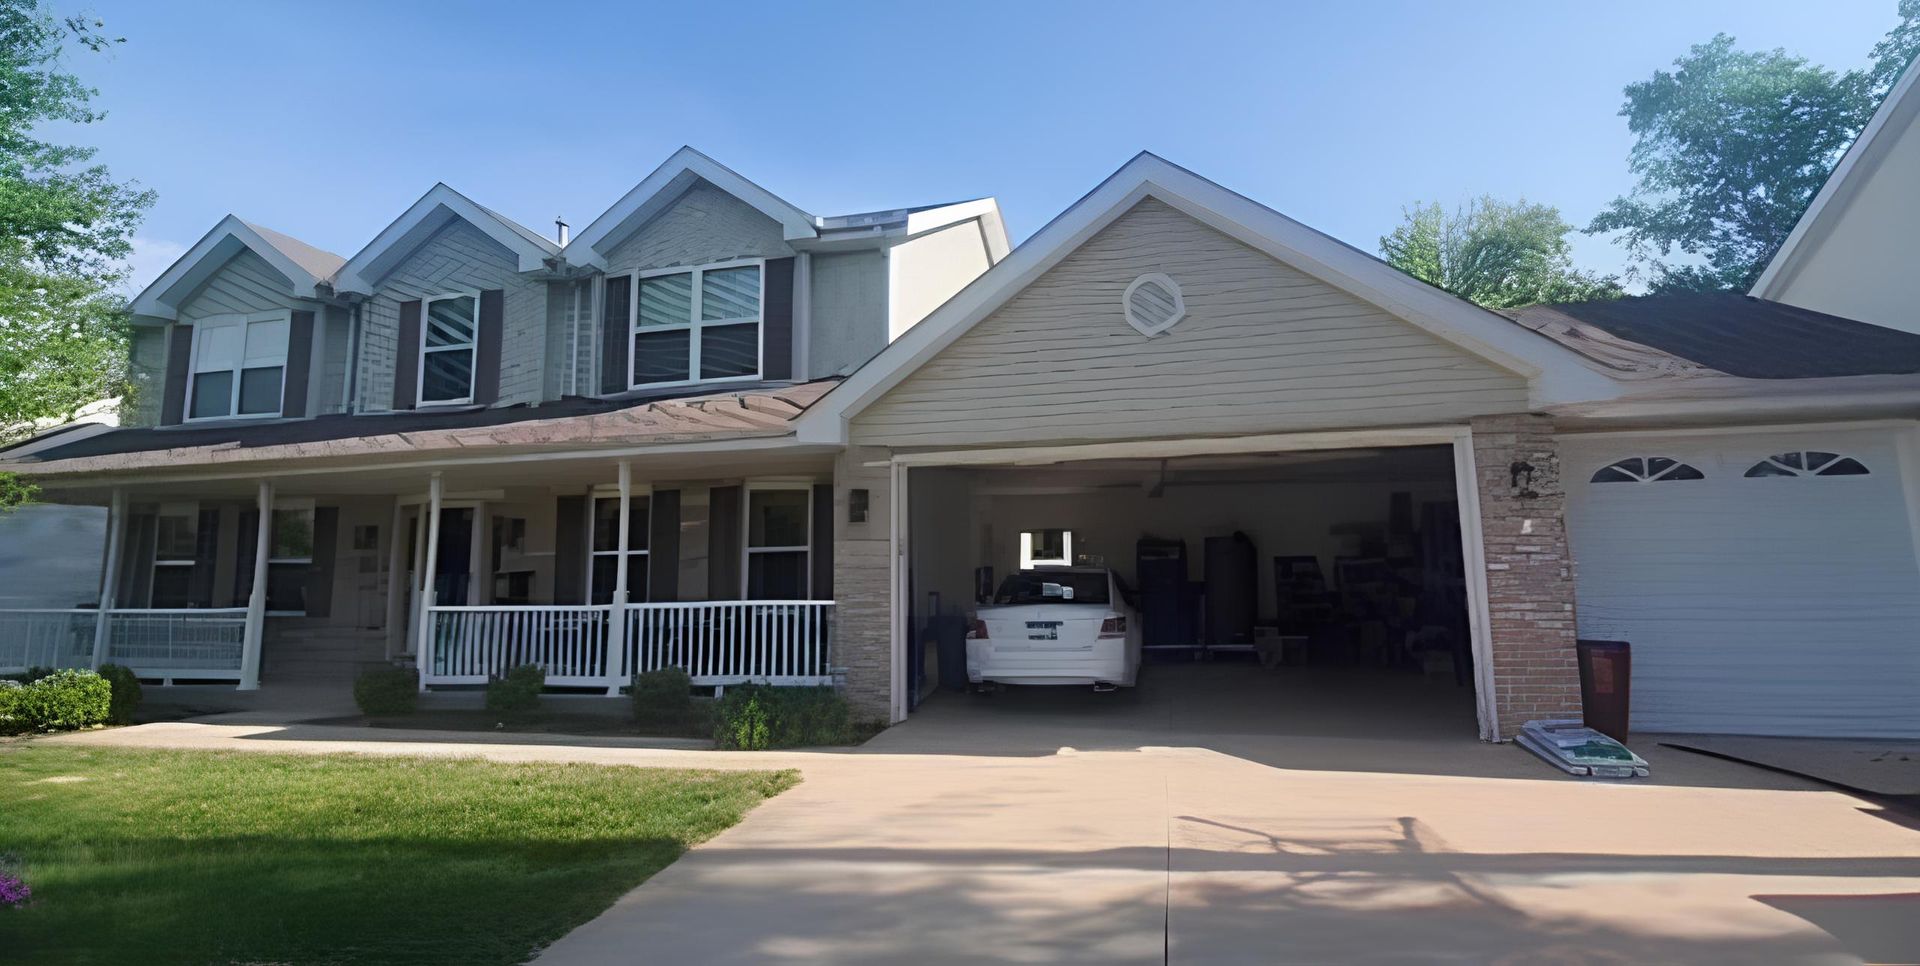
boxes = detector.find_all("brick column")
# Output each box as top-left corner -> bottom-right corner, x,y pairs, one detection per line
1469,414 -> 1581,739
832,445 -> 895,721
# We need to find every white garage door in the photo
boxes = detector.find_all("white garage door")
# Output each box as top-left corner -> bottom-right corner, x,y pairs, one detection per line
1563,428 -> 1920,737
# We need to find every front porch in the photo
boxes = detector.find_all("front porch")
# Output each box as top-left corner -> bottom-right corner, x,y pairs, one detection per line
3,444 -> 841,697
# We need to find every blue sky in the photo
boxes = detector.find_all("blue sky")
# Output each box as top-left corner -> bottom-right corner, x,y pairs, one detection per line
68,0 -> 1904,292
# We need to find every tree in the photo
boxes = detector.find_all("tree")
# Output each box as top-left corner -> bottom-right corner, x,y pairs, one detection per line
1380,197 -> 1622,309
1587,7 -> 1920,293
0,1 -> 151,442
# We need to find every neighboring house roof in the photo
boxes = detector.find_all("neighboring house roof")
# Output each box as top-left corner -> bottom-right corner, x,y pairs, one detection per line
1,381 -> 837,479
1504,293 -> 1920,380
799,152 -> 1625,442
1751,55 -> 1920,299
334,183 -> 559,294
565,146 -> 819,270
128,215 -> 347,321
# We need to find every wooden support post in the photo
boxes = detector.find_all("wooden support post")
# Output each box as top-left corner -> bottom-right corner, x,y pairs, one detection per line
606,460 -> 632,695
416,473 -> 443,691
239,480 -> 273,691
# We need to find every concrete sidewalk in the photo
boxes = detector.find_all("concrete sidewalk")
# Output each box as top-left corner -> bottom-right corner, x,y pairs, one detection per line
42,715 -> 1920,964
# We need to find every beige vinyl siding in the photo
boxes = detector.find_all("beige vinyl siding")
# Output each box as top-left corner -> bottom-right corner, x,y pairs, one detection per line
854,199 -> 1529,448
354,219 -> 547,410
600,180 -> 794,276
174,248 -> 298,322
887,219 -> 993,339
808,250 -> 888,378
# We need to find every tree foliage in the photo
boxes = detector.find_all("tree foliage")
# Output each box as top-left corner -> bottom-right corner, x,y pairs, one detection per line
1380,197 -> 1621,309
1588,6 -> 1920,293
0,1 -> 151,445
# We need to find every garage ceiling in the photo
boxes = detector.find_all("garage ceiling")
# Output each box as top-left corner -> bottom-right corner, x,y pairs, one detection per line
961,445 -> 1455,493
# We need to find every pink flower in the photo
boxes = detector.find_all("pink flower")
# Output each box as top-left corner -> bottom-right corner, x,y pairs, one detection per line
0,872 -> 29,907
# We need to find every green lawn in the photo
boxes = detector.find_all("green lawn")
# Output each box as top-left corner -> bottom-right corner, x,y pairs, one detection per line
0,745 -> 797,965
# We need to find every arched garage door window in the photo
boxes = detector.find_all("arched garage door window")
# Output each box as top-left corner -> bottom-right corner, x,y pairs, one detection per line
1744,451 -> 1871,478
1589,457 -> 1706,483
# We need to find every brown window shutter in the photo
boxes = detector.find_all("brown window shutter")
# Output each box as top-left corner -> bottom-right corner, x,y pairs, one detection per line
282,310 -> 315,418
810,483 -> 833,600
474,289 -> 504,405
648,489 -> 680,603
707,484 -> 742,600
761,258 -> 794,380
553,496 -> 587,604
160,323 -> 194,425
392,300 -> 422,410
600,275 -> 630,395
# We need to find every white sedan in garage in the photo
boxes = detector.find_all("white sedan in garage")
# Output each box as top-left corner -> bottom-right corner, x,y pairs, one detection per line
965,567 -> 1142,690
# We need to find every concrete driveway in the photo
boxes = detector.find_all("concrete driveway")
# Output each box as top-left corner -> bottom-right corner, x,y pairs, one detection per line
50,667 -> 1920,964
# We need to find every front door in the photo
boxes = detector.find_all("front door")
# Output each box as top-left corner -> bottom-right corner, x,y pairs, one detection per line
403,506 -> 480,654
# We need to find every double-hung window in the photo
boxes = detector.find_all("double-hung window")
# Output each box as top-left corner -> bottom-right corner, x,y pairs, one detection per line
266,504 -> 315,614
589,493 -> 649,604
420,292 -> 479,405
189,312 -> 289,420
149,502 -> 201,608
631,261 -> 762,387
745,486 -> 809,600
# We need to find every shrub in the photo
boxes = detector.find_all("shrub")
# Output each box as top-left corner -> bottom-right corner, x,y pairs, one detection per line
0,680 -> 24,735
8,669 -> 111,732
353,666 -> 419,716
714,685 -> 854,750
485,664 -> 545,717
96,663 -> 143,724
631,667 -> 693,726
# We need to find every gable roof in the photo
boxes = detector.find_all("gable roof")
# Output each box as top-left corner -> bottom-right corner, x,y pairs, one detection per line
797,152 -> 1622,442
128,215 -> 346,321
333,183 -> 559,295
1507,293 -> 1920,380
1751,54 -> 1920,299
563,146 -> 818,270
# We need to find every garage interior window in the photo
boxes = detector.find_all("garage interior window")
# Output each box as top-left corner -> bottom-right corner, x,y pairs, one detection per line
631,261 -> 761,387
1743,451 -> 1871,478
589,493 -> 649,604
745,487 -> 808,599
1589,457 -> 1705,483
1020,529 -> 1073,567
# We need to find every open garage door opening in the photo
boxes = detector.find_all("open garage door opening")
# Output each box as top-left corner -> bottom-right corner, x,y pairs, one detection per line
902,444 -> 1485,741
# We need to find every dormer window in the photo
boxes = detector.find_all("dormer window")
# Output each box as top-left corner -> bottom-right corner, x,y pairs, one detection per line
420,292 -> 479,405
188,312 -> 289,420
631,260 -> 762,387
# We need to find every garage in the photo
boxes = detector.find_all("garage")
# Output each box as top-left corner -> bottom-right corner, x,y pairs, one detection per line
1563,427 -> 1920,738
898,443 -> 1491,738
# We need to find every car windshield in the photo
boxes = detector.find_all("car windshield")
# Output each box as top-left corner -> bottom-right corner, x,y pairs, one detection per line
994,571 -> 1110,606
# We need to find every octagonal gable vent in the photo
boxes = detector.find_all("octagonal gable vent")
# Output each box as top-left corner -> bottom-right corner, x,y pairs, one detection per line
1123,273 -> 1186,337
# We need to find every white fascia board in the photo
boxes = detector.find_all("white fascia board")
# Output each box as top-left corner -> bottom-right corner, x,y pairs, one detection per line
128,215 -> 327,319
796,152 -> 1622,444
1752,56 -> 1920,299
562,147 -> 818,271
902,197 -> 1012,263
336,184 -> 555,294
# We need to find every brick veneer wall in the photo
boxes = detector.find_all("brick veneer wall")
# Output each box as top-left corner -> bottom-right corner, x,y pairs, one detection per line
832,445 -> 895,720
1470,414 -> 1582,739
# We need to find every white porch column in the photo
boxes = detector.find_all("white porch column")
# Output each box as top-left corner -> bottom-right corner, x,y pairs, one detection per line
238,479 -> 273,690
415,473 -> 443,691
90,487 -> 127,669
606,459 -> 632,695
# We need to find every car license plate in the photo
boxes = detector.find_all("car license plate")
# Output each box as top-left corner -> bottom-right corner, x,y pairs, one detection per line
1026,621 -> 1061,641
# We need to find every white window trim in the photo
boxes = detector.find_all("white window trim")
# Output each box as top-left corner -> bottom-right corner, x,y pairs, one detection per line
742,482 -> 812,600
587,485 -> 653,603
1744,450 -> 1874,479
417,290 -> 482,408
183,310 -> 291,423
627,258 -> 765,391
1020,529 -> 1074,568
147,501 -> 200,608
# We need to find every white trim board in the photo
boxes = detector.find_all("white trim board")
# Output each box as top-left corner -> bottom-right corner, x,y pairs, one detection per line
564,147 -> 818,271
130,216 -> 342,320
797,153 -> 1625,444
335,183 -> 557,295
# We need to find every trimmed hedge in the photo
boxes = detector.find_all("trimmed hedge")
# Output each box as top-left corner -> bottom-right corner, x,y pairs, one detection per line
354,666 -> 419,716
714,684 -> 854,750
0,669 -> 111,733
96,663 -> 143,725
485,664 -> 545,716
631,667 -> 693,726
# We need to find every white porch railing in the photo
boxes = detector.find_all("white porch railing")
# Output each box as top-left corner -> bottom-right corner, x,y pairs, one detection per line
0,609 -> 94,672
424,601 -> 835,690
102,609 -> 248,679
0,608 -> 247,679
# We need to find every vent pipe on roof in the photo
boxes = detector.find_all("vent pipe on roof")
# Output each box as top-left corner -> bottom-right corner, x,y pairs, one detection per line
555,217 -> 569,247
